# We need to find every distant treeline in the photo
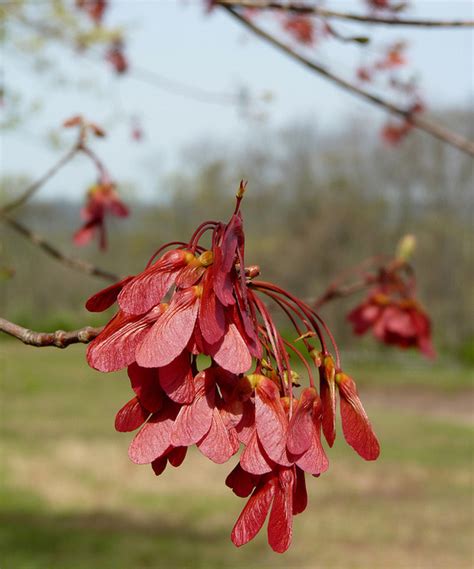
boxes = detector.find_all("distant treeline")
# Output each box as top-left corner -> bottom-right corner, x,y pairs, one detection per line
2,112 -> 473,358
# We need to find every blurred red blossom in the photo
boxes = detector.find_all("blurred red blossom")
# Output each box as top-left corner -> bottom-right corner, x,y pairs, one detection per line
282,15 -> 315,46
85,183 -> 379,552
381,120 -> 412,145
106,40 -> 128,74
356,66 -> 372,82
375,42 -> 407,70
74,181 -> 129,250
366,0 -> 408,11
381,99 -> 424,145
348,289 -> 435,358
76,0 -> 108,25
63,114 -> 105,139
130,118 -> 144,142
62,116 -> 128,249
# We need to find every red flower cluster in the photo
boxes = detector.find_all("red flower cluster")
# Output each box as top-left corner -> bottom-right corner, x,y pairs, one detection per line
105,40 -> 128,74
86,185 -> 379,552
381,101 -> 424,146
130,118 -> 144,142
282,15 -> 315,46
381,120 -> 412,145
74,181 -> 129,250
348,287 -> 435,358
354,41 -> 424,146
356,42 -> 407,84
76,0 -> 108,25
63,115 -> 129,250
366,0 -> 408,11
63,115 -> 105,139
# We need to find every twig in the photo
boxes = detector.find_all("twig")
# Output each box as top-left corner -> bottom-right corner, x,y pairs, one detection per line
0,144 -> 79,214
1,215 -> 119,282
0,317 -> 102,348
216,1 -> 474,27
312,278 -> 374,309
11,13 -> 261,109
131,65 -> 246,106
222,6 -> 474,157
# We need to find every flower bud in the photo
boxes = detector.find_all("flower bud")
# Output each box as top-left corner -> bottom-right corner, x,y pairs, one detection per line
396,234 -> 416,262
198,250 -> 213,267
245,373 -> 266,389
236,180 -> 248,199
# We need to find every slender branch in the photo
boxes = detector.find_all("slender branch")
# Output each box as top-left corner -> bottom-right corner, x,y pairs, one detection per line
12,13 -> 261,109
0,144 -> 79,214
1,215 -> 119,282
216,1 -> 474,27
312,278 -> 374,309
79,144 -> 109,180
0,317 -> 102,348
222,6 -> 474,157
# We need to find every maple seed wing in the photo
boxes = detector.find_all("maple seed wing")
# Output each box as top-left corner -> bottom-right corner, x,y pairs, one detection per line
267,468 -> 294,553
128,407 -> 176,464
338,375 -> 380,461
87,311 -> 152,372
292,467 -> 308,515
136,288 -> 199,368
167,446 -> 187,468
158,352 -> 195,404
255,378 -> 290,466
85,276 -> 134,312
73,222 -> 97,246
128,363 -> 163,412
197,409 -> 238,464
287,387 -> 316,455
170,372 -> 215,447
231,479 -> 276,548
199,268 -> 226,345
115,397 -> 149,432
240,430 -> 274,475
117,249 -> 188,315
210,323 -> 252,375
225,464 -> 258,498
319,366 -> 336,447
151,456 -> 167,476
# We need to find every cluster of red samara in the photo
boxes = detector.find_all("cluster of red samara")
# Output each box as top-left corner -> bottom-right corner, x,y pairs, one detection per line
86,184 -> 379,553
348,281 -> 435,359
73,180 -> 129,250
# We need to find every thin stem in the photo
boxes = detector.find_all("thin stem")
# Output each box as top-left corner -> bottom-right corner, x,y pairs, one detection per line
312,277 -> 375,309
252,292 -> 292,396
326,254 -> 388,289
257,280 -> 341,367
222,6 -> 474,157
258,287 -> 315,356
188,221 -> 219,251
216,1 -> 474,27
190,222 -> 218,252
79,145 -> 109,180
307,308 -> 341,368
1,144 -> 79,214
12,13 -> 255,109
2,215 -> 119,282
145,241 -> 189,268
0,317 -> 102,348
251,280 -> 328,353
282,338 -> 315,388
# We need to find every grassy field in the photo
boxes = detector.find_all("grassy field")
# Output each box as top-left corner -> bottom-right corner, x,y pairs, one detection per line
1,342 -> 473,569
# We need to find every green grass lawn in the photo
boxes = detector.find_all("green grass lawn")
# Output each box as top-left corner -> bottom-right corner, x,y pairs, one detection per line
1,343 -> 473,569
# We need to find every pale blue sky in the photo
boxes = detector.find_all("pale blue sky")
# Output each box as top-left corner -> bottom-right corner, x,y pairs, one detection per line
2,0 -> 473,200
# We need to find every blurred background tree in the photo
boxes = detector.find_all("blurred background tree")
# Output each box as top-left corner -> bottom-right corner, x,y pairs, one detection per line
2,113 -> 472,358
